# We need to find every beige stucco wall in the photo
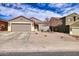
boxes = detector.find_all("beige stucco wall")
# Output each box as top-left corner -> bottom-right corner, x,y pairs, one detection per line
31,23 -> 34,31
65,14 -> 79,25
8,22 -> 11,31
66,17 -> 75,25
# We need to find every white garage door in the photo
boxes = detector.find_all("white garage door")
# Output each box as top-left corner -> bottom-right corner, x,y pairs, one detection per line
11,23 -> 31,31
72,28 -> 79,35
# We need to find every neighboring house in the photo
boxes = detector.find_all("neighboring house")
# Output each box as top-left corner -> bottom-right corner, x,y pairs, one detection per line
0,19 -> 8,31
8,16 -> 34,32
49,17 -> 63,32
30,17 -> 49,32
61,13 -> 79,33
38,21 -> 49,32
70,20 -> 79,35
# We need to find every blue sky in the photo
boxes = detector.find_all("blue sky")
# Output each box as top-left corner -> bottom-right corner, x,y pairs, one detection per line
0,3 -> 79,20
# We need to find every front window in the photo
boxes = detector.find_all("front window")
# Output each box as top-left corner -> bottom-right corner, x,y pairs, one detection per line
73,16 -> 76,21
68,18 -> 71,22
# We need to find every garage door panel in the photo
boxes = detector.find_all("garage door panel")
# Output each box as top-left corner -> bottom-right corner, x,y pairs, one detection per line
72,28 -> 79,35
11,23 -> 31,31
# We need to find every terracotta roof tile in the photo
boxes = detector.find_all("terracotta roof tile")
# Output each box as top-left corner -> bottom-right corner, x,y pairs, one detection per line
0,19 -> 8,22
30,17 -> 42,24
9,16 -> 31,21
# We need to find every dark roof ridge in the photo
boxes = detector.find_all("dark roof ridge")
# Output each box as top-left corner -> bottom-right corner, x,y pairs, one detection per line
9,15 -> 31,21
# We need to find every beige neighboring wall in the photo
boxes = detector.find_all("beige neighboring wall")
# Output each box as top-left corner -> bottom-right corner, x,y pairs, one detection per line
70,20 -> 79,36
65,13 -> 79,25
8,22 -> 11,31
70,27 -> 79,36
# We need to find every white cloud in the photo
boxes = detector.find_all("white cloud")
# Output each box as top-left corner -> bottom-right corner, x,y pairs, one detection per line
0,5 -> 61,20
0,5 -> 24,18
23,7 -> 61,20
53,3 -> 65,7
61,5 -> 79,16
0,3 -> 79,20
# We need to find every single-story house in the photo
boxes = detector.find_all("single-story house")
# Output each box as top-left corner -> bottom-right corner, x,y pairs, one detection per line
0,19 -> 8,31
8,16 -> 34,32
70,20 -> 79,36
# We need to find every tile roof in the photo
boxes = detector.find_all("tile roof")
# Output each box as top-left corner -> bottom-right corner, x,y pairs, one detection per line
30,17 -> 42,24
9,16 -> 31,21
0,19 -> 8,22
61,13 -> 79,18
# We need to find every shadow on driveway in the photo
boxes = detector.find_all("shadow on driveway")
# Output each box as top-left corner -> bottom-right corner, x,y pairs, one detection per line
0,52 -> 79,56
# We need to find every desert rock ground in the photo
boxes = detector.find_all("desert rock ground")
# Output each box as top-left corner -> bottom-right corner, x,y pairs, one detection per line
0,31 -> 79,53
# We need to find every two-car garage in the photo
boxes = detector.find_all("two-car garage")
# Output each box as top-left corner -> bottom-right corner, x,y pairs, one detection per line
11,23 -> 31,31
8,16 -> 34,32
70,20 -> 79,35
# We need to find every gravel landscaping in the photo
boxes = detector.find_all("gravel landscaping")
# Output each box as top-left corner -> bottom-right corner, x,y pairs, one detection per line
0,32 -> 79,53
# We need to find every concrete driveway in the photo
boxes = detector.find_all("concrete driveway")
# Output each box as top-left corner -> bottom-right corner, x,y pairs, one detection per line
0,32 -> 79,55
